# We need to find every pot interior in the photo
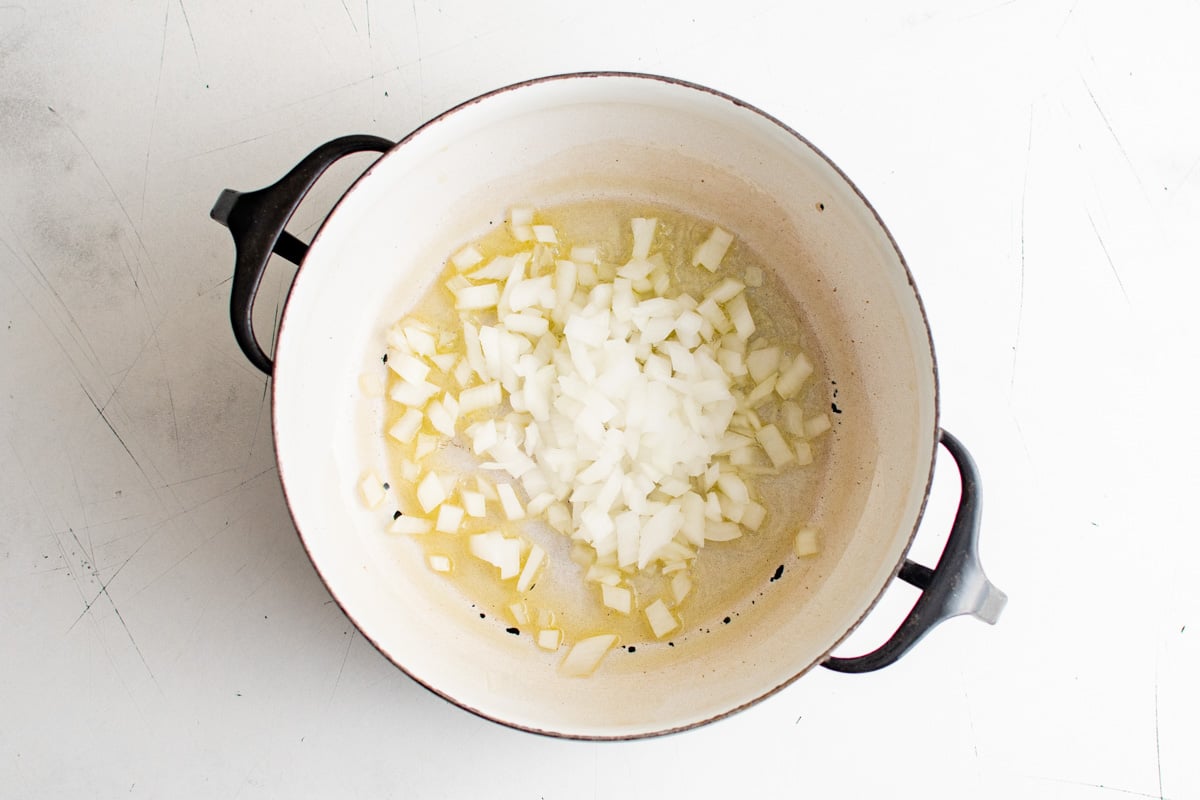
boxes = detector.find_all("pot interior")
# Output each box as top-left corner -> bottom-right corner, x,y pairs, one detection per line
272,74 -> 937,737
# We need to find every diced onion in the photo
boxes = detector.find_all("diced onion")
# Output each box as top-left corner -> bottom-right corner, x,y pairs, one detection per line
452,245 -> 484,271
375,207 -> 831,674
454,283 -> 501,311
390,515 -> 433,535
537,628 -> 563,651
804,412 -> 832,438
559,633 -> 617,676
516,543 -> 546,593
416,471 -> 447,513
644,599 -> 679,639
601,583 -> 633,614
461,490 -> 486,518
794,527 -> 821,557
692,226 -> 734,272
469,531 -> 521,579
435,503 -> 464,533
359,473 -> 386,509
776,351 -> 813,399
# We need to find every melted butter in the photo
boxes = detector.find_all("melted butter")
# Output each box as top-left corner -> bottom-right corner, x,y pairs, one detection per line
380,199 -> 831,651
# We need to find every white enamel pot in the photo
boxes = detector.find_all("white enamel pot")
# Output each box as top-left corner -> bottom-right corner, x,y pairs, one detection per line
212,72 -> 1005,739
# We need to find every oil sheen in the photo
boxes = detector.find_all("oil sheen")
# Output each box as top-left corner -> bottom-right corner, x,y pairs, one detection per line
380,199 -> 831,652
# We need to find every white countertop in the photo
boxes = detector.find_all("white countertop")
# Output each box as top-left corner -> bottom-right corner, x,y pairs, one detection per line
3,1 -> 1197,797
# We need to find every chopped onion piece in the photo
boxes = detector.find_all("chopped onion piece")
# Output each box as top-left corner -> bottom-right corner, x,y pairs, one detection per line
359,473 -> 386,509
795,440 -> 814,466
705,520 -> 742,542
359,371 -> 385,397
741,500 -> 767,532
532,224 -> 558,244
426,394 -> 459,437
526,492 -> 556,517
475,474 -> 498,500
416,471 -> 447,513
458,382 -> 503,414
781,400 -> 805,436
398,459 -> 421,482
388,408 -> 423,443
716,473 -> 750,506
794,527 -> 821,557
454,283 -> 501,311
744,265 -> 763,287
706,277 -> 745,304
671,571 -> 693,604
726,293 -> 756,339
744,373 -> 778,409
497,483 -> 525,520
692,226 -> 733,272
804,412 -> 832,438
776,351 -> 813,398
452,356 -> 474,388
461,490 -> 486,518
644,599 -> 679,638
466,418 -> 498,454
509,601 -> 530,625
696,297 -> 732,334
404,329 -> 436,361
414,433 -> 438,460
516,543 -> 546,593
746,347 -> 781,384
537,628 -> 563,651
389,379 -> 440,408
429,353 -> 457,372
390,515 -> 433,535
560,633 -> 617,676
427,554 -> 453,573
469,531 -> 521,579
451,245 -> 484,271
503,312 -> 550,337
435,503 -> 464,533
510,207 -> 534,242
756,424 -> 795,469
601,583 -> 633,614
569,246 -> 597,264
630,217 -> 657,260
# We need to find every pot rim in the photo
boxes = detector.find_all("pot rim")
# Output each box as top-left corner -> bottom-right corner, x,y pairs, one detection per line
270,71 -> 941,740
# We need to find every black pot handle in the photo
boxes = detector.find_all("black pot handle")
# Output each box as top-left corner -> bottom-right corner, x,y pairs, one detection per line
822,429 -> 1006,673
211,135 -> 395,374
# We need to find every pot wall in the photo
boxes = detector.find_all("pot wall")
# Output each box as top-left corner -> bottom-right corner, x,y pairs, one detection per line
272,75 -> 937,737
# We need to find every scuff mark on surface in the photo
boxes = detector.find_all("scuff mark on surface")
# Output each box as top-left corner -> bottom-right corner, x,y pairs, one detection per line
1081,75 -> 1147,199
1154,659 -> 1164,800
340,0 -> 358,33
177,0 -> 203,77
126,465 -> 278,597
1085,211 -> 1130,304
141,0 -> 171,227
330,628 -> 357,703
411,0 -> 423,117
79,379 -> 154,490
1011,102 -> 1034,391
46,106 -> 160,314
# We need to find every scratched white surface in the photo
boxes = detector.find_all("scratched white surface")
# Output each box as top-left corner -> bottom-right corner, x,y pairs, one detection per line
2,0 -> 1197,797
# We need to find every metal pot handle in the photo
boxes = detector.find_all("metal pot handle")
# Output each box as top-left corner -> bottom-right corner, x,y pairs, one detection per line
822,429 -> 1006,673
211,135 -> 395,375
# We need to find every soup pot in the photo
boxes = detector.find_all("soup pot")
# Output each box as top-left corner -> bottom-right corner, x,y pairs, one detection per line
211,72 -> 1006,739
